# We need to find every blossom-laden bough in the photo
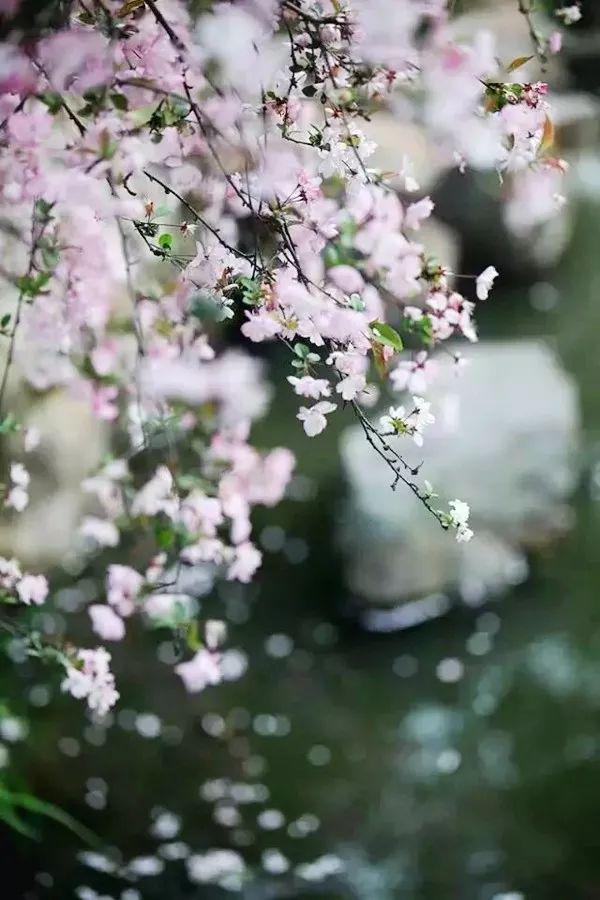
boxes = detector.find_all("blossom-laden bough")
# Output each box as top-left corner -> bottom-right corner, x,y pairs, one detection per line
0,0 -> 578,714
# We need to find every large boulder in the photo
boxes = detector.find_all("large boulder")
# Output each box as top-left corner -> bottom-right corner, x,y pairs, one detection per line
339,340 -> 581,617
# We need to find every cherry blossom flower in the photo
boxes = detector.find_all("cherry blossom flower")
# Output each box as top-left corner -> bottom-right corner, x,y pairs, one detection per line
16,574 -> 48,606
106,565 -> 143,617
336,373 -> 366,402
549,31 -> 563,54
404,197 -> 434,231
227,542 -> 262,583
89,604 -> 125,641
476,266 -> 499,301
297,401 -> 337,437
80,517 -> 120,548
380,397 -> 435,446
555,4 -> 582,25
390,352 -> 436,394
288,376 -> 331,399
61,648 -> 119,716
131,467 -> 177,518
449,499 -> 474,543
0,0 -> 571,714
175,649 -> 223,693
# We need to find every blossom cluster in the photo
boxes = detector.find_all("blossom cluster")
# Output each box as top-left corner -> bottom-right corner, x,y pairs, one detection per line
0,0 -> 570,714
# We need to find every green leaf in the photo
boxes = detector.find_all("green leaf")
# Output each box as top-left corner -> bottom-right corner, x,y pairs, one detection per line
158,233 -> 173,250
233,276 -> 261,306
34,199 -> 54,221
155,526 -> 174,550
6,792 -> 100,846
348,294 -> 365,311
0,788 -> 100,846
16,272 -> 51,297
110,92 -> 129,112
190,291 -> 222,323
323,244 -> 341,269
370,321 -> 403,353
41,247 -> 60,270
0,801 -> 38,839
506,55 -> 534,73
0,414 -> 20,434
39,92 -> 63,115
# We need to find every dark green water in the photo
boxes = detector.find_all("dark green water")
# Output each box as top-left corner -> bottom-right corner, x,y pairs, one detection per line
2,201 -> 600,900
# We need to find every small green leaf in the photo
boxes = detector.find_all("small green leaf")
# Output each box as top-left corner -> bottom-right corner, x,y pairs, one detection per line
41,247 -> 60,270
110,92 -> 129,111
323,244 -> 341,268
155,526 -> 174,550
39,92 -> 63,115
158,232 -> 173,250
0,414 -> 20,434
506,55 -> 534,73
6,791 -> 100,846
370,321 -> 404,353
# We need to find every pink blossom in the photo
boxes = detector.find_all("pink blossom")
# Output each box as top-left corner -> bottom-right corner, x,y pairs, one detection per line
298,170 -> 322,201
62,647 -> 119,716
328,265 -> 364,294
175,649 -> 223,693
7,110 -> 52,148
549,31 -> 563,54
0,46 -> 36,95
287,375 -> 331,399
91,340 -> 120,377
89,604 -> 125,641
180,538 -> 226,564
38,29 -> 113,92
80,517 -> 120,548
404,197 -> 434,231
107,565 -> 143,616
241,311 -> 281,342
91,385 -> 119,421
180,492 -> 223,536
227,541 -> 262,583
390,352 -> 436,394
131,466 -> 176,518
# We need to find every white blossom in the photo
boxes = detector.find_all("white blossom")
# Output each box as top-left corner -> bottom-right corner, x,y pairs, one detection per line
297,401 -> 337,437
475,266 -> 499,300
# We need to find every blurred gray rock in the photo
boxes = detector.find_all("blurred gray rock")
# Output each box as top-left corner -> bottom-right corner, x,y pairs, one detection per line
339,340 -> 581,615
